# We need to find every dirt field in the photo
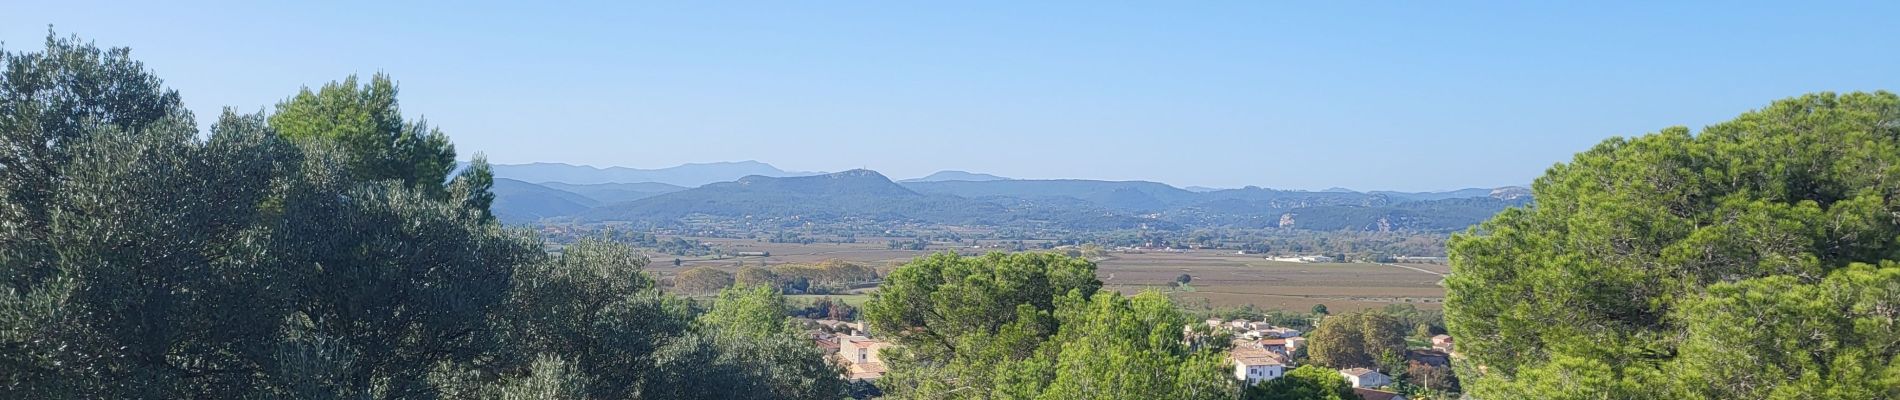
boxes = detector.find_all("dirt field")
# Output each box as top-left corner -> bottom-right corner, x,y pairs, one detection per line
641,239 -> 1447,313
1097,252 -> 1447,313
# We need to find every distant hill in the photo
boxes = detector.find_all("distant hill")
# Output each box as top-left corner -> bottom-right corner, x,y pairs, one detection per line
540,182 -> 687,204
490,178 -> 599,224
1370,188 -> 1497,201
580,169 -> 934,221
1489,186 -> 1531,200
487,161 -> 819,186
901,179 -> 1198,212
1256,197 -> 1532,231
492,167 -> 1530,232
899,170 -> 1010,182
577,170 -> 1168,230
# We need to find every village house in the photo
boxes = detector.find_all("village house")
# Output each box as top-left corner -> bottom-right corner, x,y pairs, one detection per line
1261,327 -> 1302,338
810,332 -> 841,355
1286,336 -> 1307,352
838,335 -> 894,381
1228,344 -> 1286,385
846,361 -> 887,381
1257,338 -> 1289,354
1339,368 -> 1393,388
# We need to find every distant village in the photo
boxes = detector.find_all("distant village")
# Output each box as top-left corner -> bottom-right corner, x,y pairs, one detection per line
1206,317 -> 1456,400
805,315 -> 1456,399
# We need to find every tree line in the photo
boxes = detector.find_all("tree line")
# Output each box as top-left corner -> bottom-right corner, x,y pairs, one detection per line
0,33 -> 841,399
1446,91 -> 1900,399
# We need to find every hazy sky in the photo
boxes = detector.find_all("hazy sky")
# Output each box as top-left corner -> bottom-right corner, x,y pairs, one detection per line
7,1 -> 1898,191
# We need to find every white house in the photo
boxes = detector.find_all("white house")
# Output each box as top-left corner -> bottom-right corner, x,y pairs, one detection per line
1339,368 -> 1392,388
839,336 -> 894,381
1286,336 -> 1308,352
839,336 -> 890,365
1230,346 -> 1285,385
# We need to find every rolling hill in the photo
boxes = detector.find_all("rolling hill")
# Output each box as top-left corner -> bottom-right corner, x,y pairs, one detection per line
539,182 -> 688,203
899,170 -> 1011,182
486,165 -> 1529,231
900,179 -> 1199,212
489,178 -> 600,224
487,160 -> 819,186
580,169 -> 956,221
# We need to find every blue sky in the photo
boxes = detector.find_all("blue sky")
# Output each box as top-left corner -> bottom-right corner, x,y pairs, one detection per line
7,1 -> 1897,191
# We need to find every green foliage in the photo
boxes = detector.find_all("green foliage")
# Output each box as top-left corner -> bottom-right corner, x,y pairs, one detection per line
735,265 -> 778,288
865,253 -> 1235,399
1021,291 -> 1237,400
0,34 -> 848,399
770,259 -> 879,285
697,285 -> 848,399
488,238 -> 691,399
269,73 -> 456,196
1446,91 -> 1900,399
1243,365 -> 1356,400
674,266 -> 735,294
864,252 -> 1100,364
1673,263 -> 1900,399
1306,311 -> 1407,370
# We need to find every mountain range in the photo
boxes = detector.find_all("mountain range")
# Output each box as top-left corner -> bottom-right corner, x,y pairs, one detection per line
484,161 -> 819,187
482,162 -> 1531,231
898,170 -> 1010,183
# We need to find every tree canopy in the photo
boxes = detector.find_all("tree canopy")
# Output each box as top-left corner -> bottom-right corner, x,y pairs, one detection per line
1305,311 -> 1405,371
269,73 -> 457,196
863,252 -> 1234,399
1445,91 -> 1900,399
1243,365 -> 1356,400
0,33 -> 841,399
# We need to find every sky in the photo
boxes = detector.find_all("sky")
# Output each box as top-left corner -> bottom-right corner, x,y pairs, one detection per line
6,1 -> 1899,191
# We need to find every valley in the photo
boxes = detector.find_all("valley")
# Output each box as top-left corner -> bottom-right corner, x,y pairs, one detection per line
502,161 -> 1498,313
623,235 -> 1449,313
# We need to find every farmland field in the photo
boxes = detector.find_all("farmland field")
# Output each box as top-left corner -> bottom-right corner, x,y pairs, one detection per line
1097,252 -> 1446,313
641,238 -> 1447,313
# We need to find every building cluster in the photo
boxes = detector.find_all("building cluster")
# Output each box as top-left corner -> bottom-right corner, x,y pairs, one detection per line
809,318 -> 893,381
1201,318 -> 1305,386
1266,255 -> 1337,263
807,317 -> 1462,396
1201,318 -> 1457,400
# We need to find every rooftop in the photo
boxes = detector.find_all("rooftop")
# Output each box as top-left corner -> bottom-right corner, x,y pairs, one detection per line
1341,367 -> 1382,377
